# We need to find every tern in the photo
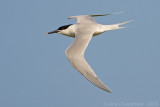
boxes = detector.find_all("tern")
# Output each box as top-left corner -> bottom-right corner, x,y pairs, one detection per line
46,13 -> 131,93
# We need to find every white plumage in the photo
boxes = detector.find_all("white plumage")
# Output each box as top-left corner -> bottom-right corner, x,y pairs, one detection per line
47,13 -> 132,93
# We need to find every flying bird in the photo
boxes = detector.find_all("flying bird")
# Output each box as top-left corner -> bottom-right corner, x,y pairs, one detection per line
46,13 -> 131,93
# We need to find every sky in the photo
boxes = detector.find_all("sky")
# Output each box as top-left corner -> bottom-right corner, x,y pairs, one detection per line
0,0 -> 160,107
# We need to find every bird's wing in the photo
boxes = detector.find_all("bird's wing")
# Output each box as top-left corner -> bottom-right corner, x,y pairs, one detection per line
68,15 -> 96,24
65,31 -> 112,93
90,12 -> 123,17
68,12 -> 123,24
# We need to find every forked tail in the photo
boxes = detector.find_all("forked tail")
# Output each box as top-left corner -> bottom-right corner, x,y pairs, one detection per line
115,20 -> 133,29
103,20 -> 133,31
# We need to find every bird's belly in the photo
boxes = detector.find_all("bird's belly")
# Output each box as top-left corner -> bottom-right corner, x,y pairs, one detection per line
93,31 -> 104,36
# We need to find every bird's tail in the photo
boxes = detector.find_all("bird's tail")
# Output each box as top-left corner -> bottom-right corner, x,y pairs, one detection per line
103,20 -> 133,31
114,20 -> 133,29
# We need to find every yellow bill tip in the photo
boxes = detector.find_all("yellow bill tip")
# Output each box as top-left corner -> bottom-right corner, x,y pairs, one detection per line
45,33 -> 48,35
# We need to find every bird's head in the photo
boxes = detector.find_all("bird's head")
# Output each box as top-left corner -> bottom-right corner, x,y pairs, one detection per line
46,24 -> 73,35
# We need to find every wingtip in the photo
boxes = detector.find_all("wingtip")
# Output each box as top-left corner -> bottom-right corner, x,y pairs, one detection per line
112,11 -> 124,15
107,90 -> 112,93
104,88 -> 112,93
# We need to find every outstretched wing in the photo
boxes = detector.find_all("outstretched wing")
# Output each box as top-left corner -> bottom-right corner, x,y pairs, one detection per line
90,12 -> 123,17
68,12 -> 123,24
65,31 -> 112,93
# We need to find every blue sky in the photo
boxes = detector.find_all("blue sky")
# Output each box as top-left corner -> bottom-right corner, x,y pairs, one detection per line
0,0 -> 160,107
